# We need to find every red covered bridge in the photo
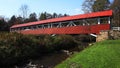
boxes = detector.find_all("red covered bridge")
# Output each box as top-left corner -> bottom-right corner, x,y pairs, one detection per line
10,10 -> 112,35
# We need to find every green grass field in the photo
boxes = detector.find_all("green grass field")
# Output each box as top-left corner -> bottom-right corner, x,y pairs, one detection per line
55,40 -> 120,68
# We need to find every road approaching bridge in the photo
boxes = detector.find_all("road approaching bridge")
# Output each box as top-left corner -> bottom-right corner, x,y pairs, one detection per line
10,10 -> 112,35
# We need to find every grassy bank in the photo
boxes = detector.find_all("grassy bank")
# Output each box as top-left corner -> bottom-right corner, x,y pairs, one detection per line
55,40 -> 120,68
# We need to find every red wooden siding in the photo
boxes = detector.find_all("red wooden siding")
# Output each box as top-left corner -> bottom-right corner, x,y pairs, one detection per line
90,24 -> 110,34
19,24 -> 110,35
11,10 -> 112,29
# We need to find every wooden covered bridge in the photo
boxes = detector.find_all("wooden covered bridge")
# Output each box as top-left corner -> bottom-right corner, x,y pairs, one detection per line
10,10 -> 112,35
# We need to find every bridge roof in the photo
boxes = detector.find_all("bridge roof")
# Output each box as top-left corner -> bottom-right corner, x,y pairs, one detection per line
11,10 -> 112,28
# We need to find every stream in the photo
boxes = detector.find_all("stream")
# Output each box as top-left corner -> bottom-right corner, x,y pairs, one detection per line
17,43 -> 89,68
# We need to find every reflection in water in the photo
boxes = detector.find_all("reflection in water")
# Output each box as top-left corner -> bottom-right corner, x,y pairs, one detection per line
18,43 -> 89,68
30,45 -> 86,68
32,51 -> 68,68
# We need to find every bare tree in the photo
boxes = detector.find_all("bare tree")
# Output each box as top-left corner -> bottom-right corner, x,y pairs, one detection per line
82,0 -> 96,13
19,4 -> 29,19
110,0 -> 120,27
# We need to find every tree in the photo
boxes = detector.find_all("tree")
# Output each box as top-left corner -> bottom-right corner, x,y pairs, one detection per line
92,0 -> 110,12
8,15 -> 17,26
46,13 -> 52,19
82,0 -> 110,13
23,13 -> 38,23
39,12 -> 69,20
39,12 -> 47,20
28,13 -> 38,22
16,16 -> 23,24
53,13 -> 58,18
23,18 -> 29,23
19,4 -> 29,20
110,0 -> 120,27
63,14 -> 68,17
0,18 -> 9,31
82,0 -> 95,13
58,14 -> 63,17
110,0 -> 120,9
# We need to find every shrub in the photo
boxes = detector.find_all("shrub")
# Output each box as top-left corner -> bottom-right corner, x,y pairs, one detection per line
74,34 -> 96,43
0,33 -> 88,67
0,32 -> 39,66
36,35 -> 78,52
53,35 -> 77,51
36,35 -> 55,53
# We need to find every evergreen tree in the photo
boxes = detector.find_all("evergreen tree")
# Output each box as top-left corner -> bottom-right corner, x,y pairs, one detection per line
39,12 -> 68,20
39,12 -> 47,20
46,13 -> 52,19
8,15 -> 17,26
28,13 -> 38,22
16,16 -> 23,24
0,18 -> 9,31
24,18 -> 29,23
63,14 -> 68,17
58,14 -> 63,17
53,13 -> 58,18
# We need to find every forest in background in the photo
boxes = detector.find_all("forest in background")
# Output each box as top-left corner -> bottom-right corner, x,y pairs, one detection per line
0,0 -> 120,67
0,0 -> 120,31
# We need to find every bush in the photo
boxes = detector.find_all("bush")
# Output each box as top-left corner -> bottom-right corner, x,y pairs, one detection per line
74,34 -> 96,43
53,35 -> 77,51
36,35 -> 78,53
36,34 -> 91,52
0,33 -> 87,67
36,35 -> 55,53
0,32 -> 39,66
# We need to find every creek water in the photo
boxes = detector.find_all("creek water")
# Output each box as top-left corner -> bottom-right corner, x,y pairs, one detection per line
28,43 -> 88,68
31,51 -> 68,68
16,43 -> 89,68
